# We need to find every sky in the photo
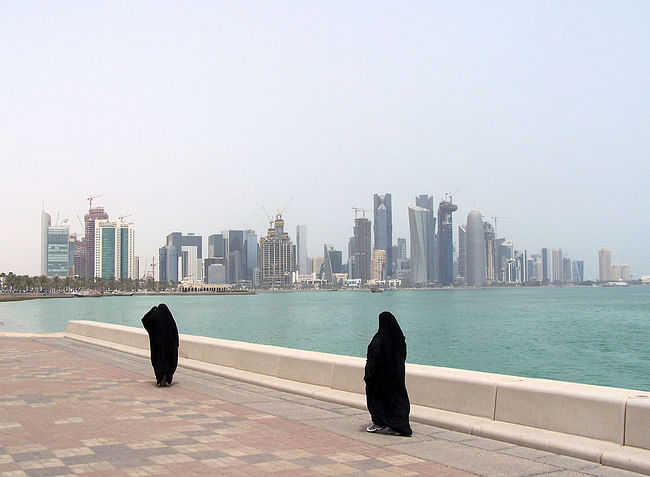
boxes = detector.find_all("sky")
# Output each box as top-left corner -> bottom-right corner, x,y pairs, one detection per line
1,1 -> 648,280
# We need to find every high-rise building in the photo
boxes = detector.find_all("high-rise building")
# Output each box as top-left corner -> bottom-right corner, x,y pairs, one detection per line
598,248 -> 612,282
323,244 -> 343,284
244,229 -> 258,281
498,240 -> 514,282
207,234 -> 225,258
415,194 -> 436,281
572,260 -> 584,283
159,232 -> 202,283
408,206 -> 429,284
483,222 -> 496,283
84,207 -> 109,279
562,257 -> 572,283
371,249 -> 387,281
437,197 -> 457,286
350,216 -> 371,282
40,209 -> 71,277
397,238 -> 407,260
258,214 -> 295,288
40,210 -> 50,276
611,264 -> 621,281
94,220 -> 135,280
457,225 -> 467,282
620,264 -> 631,281
373,194 -> 392,277
466,211 -> 486,287
296,225 -> 308,275
541,248 -> 550,284
552,248 -> 563,283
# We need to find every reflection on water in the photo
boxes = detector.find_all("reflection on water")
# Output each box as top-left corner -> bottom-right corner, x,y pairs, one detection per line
0,287 -> 648,391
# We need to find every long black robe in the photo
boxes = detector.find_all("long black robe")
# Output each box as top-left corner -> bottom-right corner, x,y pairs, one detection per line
364,311 -> 412,436
141,304 -> 179,385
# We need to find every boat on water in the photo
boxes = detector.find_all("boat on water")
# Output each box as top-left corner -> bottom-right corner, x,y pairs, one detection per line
108,291 -> 134,296
370,287 -> 384,293
74,291 -> 104,298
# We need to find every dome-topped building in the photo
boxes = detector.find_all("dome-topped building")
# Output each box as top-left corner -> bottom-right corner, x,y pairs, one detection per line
466,210 -> 486,287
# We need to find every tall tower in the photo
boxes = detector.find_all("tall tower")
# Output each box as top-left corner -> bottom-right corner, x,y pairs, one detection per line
552,248 -> 563,283
415,194 -> 436,281
258,214 -> 295,288
351,214 -> 371,282
457,225 -> 467,283
541,248 -> 550,284
466,210 -> 486,286
437,195 -> 457,286
598,247 -> 612,281
84,207 -> 109,279
41,210 -> 51,276
94,220 -> 135,280
373,194 -> 392,277
483,222 -> 496,282
296,225 -> 308,275
408,206 -> 429,284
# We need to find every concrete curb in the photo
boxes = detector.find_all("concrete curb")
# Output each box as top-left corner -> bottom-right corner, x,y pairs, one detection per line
63,321 -> 650,475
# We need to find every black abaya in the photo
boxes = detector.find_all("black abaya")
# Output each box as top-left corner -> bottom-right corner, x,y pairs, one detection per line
141,303 -> 179,386
364,311 -> 412,436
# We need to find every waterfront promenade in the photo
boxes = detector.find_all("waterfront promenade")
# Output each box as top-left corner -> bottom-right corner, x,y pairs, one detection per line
0,335 -> 645,476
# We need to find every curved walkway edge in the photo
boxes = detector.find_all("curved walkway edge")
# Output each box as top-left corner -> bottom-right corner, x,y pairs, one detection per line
61,320 -> 650,476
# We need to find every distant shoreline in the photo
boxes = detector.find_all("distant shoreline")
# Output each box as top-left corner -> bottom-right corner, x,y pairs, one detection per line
1,283 -> 644,303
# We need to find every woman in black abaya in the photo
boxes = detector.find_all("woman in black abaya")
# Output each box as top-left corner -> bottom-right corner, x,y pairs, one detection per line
142,303 -> 179,387
364,311 -> 412,436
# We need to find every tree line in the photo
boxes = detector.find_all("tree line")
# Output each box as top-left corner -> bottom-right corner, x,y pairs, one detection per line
0,272 -> 170,293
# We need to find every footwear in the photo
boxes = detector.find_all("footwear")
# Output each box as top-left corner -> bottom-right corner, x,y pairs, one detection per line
366,423 -> 386,433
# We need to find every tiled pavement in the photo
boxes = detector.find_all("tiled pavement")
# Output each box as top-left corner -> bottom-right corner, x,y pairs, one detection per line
0,337 -> 645,477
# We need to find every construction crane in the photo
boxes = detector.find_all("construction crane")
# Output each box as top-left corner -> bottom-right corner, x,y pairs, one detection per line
490,216 -> 509,239
445,188 -> 460,203
87,194 -> 103,209
277,195 -> 294,217
352,207 -> 368,218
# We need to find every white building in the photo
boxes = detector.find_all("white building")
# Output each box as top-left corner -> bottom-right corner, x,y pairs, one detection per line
94,220 -> 135,280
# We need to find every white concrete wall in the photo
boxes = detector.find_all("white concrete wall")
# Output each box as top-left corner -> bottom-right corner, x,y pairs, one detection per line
65,320 -> 650,458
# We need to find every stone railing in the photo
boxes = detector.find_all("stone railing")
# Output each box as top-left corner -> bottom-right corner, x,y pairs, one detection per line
65,320 -> 650,475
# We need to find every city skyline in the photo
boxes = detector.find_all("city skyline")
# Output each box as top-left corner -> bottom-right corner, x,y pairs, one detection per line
2,2 -> 649,279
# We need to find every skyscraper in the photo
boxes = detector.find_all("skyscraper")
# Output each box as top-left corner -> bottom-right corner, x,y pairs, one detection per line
40,209 -> 71,277
244,229 -> 258,281
552,248 -> 563,283
598,248 -> 612,282
350,216 -> 371,282
408,206 -> 428,284
373,194 -> 392,277
296,225 -> 308,275
207,234 -> 225,258
483,222 -> 496,283
415,194 -> 436,281
94,220 -> 135,280
159,232 -> 202,283
84,207 -> 109,279
541,248 -> 550,284
466,210 -> 486,287
437,197 -> 457,286
258,214 -> 295,288
572,260 -> 584,283
457,225 -> 467,282
323,244 -> 342,284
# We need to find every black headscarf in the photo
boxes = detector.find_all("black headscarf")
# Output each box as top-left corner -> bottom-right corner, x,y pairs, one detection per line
364,311 -> 412,435
141,303 -> 179,385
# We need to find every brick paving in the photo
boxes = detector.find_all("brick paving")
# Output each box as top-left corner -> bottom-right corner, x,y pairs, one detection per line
0,337 -> 645,477
0,337 -> 469,476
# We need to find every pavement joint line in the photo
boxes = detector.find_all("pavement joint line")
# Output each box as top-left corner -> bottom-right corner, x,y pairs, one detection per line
2,335 -> 648,476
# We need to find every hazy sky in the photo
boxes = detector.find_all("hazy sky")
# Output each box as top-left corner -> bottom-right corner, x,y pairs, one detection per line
2,1 -> 648,280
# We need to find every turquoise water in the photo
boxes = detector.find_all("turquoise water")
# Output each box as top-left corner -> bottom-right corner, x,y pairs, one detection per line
1,287 -> 648,391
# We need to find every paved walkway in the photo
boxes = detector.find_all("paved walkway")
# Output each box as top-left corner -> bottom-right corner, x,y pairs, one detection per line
0,336 -> 644,477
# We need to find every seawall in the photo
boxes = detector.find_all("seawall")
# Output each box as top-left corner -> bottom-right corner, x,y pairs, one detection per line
65,320 -> 650,475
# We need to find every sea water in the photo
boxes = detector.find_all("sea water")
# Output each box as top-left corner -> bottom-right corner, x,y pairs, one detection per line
1,286 -> 648,391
